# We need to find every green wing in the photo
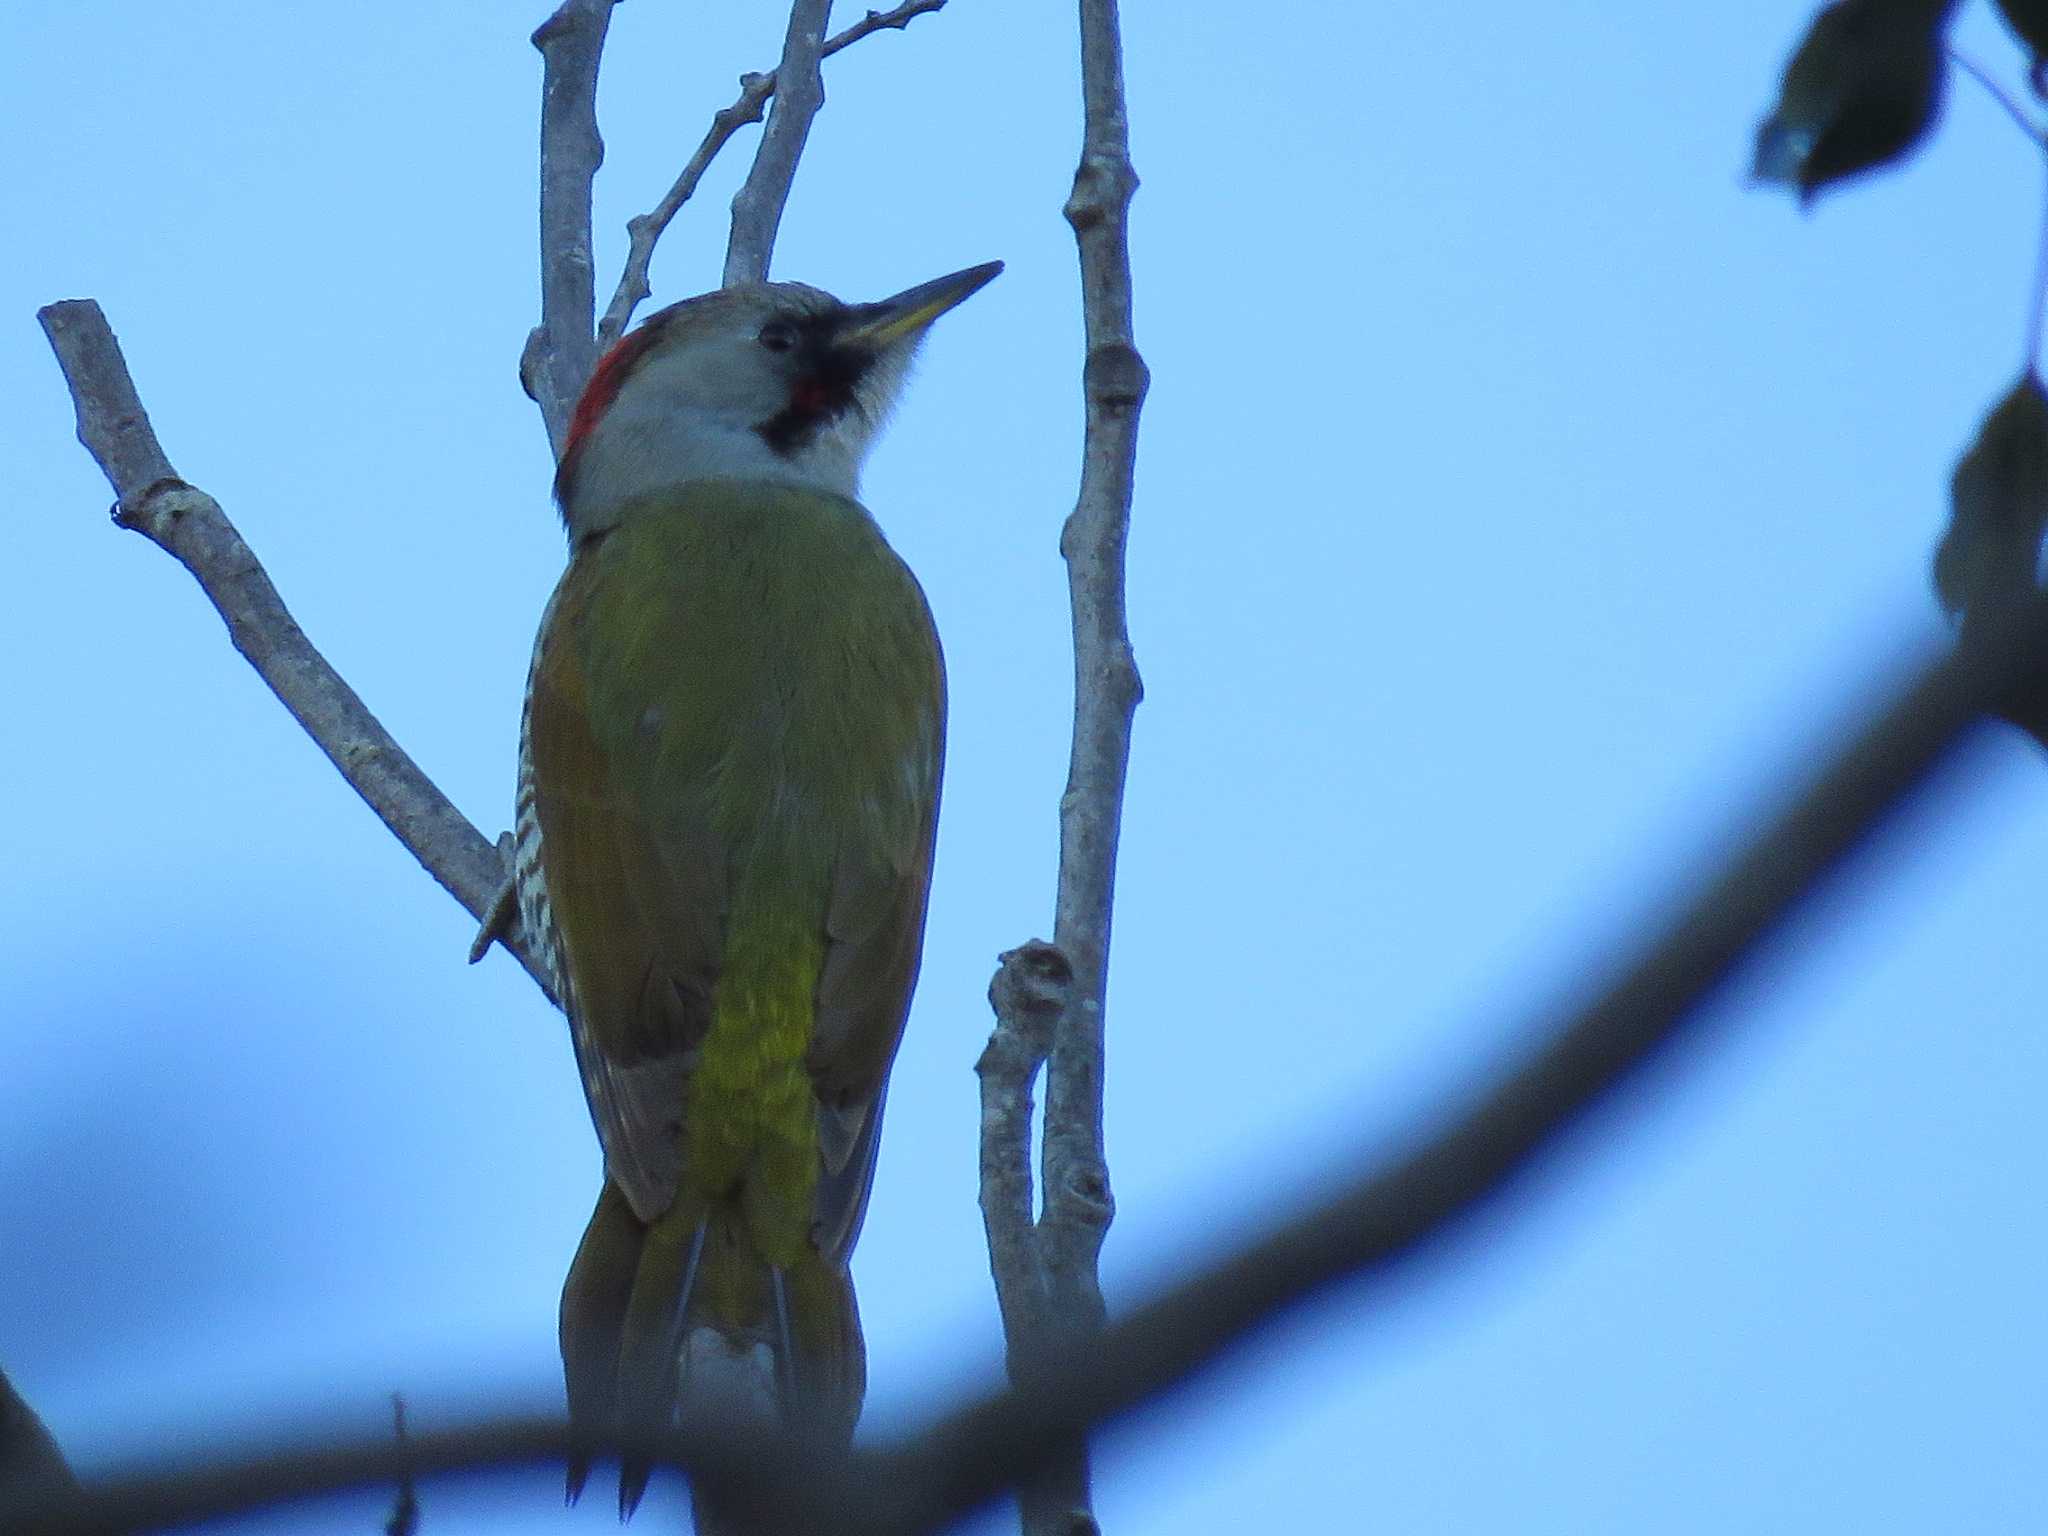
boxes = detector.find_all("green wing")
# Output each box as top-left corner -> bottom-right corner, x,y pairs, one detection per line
528,479 -> 943,1253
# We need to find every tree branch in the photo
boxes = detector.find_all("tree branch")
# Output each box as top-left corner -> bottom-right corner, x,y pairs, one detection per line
977,1 -> 1149,1529
35,300 -> 558,1006
0,1367 -> 77,1520
522,0 -> 619,455
978,944 -> 1073,1382
599,0 -> 949,345
20,592 -> 2048,1536
1045,0 -> 1146,1312
722,0 -> 834,287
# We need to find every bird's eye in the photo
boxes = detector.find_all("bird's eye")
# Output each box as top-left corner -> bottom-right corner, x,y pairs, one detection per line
758,321 -> 798,353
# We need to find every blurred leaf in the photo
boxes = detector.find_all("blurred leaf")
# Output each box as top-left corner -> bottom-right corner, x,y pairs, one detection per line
1936,374 -> 2048,621
1936,375 -> 2048,748
1753,0 -> 1956,204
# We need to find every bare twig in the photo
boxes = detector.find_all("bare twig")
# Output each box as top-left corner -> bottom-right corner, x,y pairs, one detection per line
20,593 -> 2048,1536
722,0 -> 834,287
1048,3 -> 1145,1301
976,0 -> 1145,1526
1944,49 -> 2048,372
978,944 -> 1074,1380
1949,48 -> 2045,142
2029,155 -> 2048,371
523,0 -> 619,455
976,1 -> 1151,1529
598,0 -> 949,345
35,300 -> 558,1005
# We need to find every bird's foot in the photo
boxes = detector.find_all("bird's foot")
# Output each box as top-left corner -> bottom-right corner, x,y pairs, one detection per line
466,832 -> 520,964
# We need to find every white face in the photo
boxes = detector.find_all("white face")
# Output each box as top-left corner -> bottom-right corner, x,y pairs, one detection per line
561,284 -> 921,531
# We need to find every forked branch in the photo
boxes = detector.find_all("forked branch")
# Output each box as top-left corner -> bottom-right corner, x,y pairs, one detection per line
979,0 -> 1147,1531
523,0 -> 620,454
600,0 -> 949,344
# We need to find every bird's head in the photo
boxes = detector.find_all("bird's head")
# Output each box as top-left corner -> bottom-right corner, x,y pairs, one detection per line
554,261 -> 1002,539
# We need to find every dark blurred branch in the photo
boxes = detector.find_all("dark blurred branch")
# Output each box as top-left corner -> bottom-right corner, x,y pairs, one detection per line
722,0 -> 833,286
599,0 -> 949,344
18,595 -> 2047,1536
382,1396 -> 418,1536
522,0 -> 620,454
35,300 -> 559,1005
0,1367 -> 77,1520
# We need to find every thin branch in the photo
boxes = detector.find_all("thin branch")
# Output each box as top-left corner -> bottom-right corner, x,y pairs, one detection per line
983,0 -> 1151,1529
36,300 -> 558,1006
599,0 -> 949,345
722,0 -> 834,287
1944,49 -> 2048,383
977,0 -> 1146,1526
1949,47 -> 2045,143
522,0 -> 619,455
20,593 -> 2048,1536
2029,153 -> 2048,371
1047,0 -> 1145,1308
978,944 -> 1073,1381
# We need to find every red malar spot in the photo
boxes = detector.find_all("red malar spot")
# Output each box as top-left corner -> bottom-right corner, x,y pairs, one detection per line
791,376 -> 832,417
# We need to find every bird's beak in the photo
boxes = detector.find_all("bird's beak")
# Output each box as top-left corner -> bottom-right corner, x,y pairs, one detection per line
837,261 -> 1004,350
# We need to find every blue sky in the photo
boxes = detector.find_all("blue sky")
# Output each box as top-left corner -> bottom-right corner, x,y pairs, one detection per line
7,2 -> 2048,1530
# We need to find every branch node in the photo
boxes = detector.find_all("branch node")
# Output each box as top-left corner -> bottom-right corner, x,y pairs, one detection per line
990,940 -> 1073,1015
124,478 -> 213,539
983,941 -> 1072,1069
1082,342 -> 1149,410
1063,154 -> 1139,232
1048,1157 -> 1114,1228
519,327 -> 547,405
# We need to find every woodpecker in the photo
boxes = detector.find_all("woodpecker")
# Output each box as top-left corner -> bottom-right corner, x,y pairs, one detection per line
515,262 -> 1000,1515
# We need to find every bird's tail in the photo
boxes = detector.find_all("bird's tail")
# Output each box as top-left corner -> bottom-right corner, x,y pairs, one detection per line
559,1181 -> 866,1521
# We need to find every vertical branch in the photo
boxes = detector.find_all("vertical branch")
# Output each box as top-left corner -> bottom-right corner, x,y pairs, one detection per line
599,0 -> 950,344
980,1 -> 1148,1531
523,0 -> 619,455
723,0 -> 833,287
1049,7 -> 1147,1243
1946,50 -> 2048,369
979,945 -> 1075,1381
1039,0 -> 1148,1520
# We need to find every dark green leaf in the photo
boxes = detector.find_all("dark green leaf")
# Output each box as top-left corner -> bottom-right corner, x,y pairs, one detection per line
1753,0 -> 1957,204
1935,374 -> 2048,622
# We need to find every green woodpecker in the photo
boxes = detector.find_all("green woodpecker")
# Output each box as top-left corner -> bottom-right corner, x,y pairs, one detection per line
515,261 -> 1000,1513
